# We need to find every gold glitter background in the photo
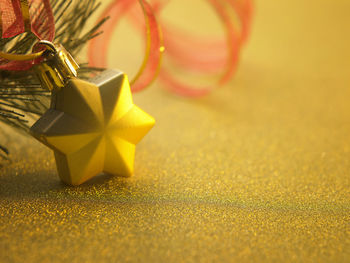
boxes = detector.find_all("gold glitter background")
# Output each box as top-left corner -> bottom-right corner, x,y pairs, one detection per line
1,0 -> 350,262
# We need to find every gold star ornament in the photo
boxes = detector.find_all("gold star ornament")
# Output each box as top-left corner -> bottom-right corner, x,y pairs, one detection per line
30,42 -> 155,185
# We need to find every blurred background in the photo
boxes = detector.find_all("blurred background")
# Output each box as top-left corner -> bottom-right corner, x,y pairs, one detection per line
1,0 -> 350,262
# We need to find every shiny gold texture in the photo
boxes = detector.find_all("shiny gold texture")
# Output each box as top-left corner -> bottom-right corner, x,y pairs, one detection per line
35,42 -> 79,91
31,69 -> 155,185
1,0 -> 350,262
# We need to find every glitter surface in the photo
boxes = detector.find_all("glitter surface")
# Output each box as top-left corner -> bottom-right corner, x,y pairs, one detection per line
1,0 -> 350,262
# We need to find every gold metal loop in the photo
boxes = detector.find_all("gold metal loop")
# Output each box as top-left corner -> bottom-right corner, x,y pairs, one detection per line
33,40 -> 58,53
34,41 -> 79,91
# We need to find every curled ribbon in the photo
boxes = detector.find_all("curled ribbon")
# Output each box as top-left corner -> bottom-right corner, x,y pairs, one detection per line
89,0 -> 253,96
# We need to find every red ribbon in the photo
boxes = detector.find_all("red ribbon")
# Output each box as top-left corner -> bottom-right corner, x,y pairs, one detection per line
89,0 -> 254,97
0,0 -> 55,70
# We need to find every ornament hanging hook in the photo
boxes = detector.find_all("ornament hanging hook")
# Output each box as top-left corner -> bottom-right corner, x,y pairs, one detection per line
33,41 -> 79,91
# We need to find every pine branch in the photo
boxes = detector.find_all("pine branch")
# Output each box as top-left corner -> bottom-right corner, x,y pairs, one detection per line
0,0 -> 106,161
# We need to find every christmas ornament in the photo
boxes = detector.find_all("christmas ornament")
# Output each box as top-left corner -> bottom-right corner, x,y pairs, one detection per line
31,41 -> 155,185
0,0 -> 162,181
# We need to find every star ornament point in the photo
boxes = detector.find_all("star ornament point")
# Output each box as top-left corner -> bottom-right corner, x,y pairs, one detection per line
31,70 -> 155,185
